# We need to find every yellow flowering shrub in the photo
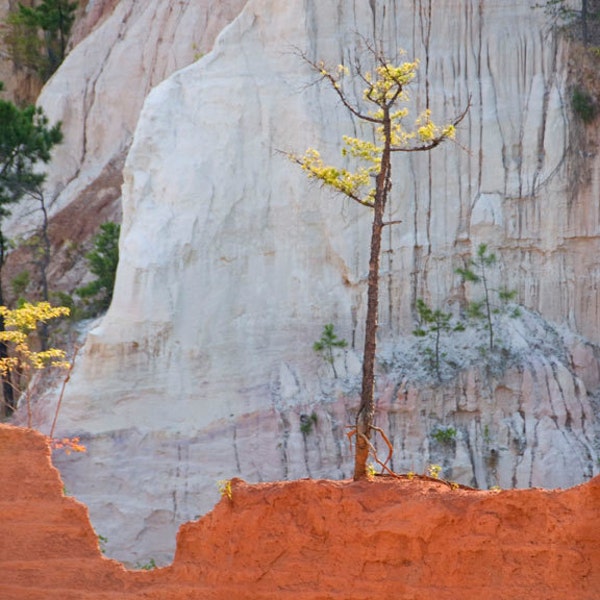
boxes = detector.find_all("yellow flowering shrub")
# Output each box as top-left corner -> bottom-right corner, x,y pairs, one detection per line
0,302 -> 70,400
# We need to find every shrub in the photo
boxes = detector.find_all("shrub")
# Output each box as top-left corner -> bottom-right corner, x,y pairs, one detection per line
76,222 -> 120,314
432,426 -> 457,444
3,0 -> 78,82
572,86 -> 596,123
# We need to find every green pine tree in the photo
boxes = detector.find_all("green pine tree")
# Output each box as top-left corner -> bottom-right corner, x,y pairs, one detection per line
313,323 -> 347,379
76,222 -> 120,314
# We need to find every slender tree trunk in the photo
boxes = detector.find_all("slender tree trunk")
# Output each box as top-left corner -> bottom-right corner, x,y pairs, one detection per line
0,230 -> 15,416
353,109 -> 391,480
435,327 -> 442,382
582,0 -> 588,46
481,262 -> 493,351
0,314 -> 15,417
36,189 -> 51,351
353,211 -> 384,479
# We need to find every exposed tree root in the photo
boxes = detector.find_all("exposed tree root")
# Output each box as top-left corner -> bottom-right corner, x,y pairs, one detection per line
347,424 -> 475,491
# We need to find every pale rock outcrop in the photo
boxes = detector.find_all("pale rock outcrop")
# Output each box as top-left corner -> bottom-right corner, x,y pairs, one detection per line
6,0 -> 247,236
39,0 -> 600,565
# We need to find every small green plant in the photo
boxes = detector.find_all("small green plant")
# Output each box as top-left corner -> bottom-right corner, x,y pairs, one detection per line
97,534 -> 108,554
427,464 -> 442,479
191,43 -> 204,61
10,270 -> 30,301
431,426 -> 457,444
134,558 -> 157,571
367,462 -> 377,477
300,411 -> 318,435
313,323 -> 347,378
572,86 -> 597,123
50,290 -> 86,321
483,424 -> 492,444
76,222 -> 120,314
217,479 -> 233,500
413,299 -> 464,381
457,243 -> 519,353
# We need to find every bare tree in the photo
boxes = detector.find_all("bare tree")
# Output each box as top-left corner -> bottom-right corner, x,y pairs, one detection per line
286,44 -> 468,480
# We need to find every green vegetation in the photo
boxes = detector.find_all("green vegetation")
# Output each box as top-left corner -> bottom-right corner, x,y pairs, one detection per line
0,82 -> 62,413
4,0 -> 78,82
431,426 -> 457,444
0,82 -> 62,210
134,558 -> 157,571
76,222 -> 120,314
11,270 -> 30,302
287,43 -> 467,480
456,243 -> 519,353
313,323 -> 347,378
300,411 -> 318,435
534,0 -> 600,45
572,86 -> 597,122
413,299 -> 464,382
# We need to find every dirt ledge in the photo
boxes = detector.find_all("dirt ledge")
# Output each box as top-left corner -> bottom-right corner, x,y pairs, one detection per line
0,424 -> 598,599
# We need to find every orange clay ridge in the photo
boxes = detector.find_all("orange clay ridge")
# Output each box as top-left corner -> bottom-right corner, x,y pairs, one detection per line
1,424 -> 598,600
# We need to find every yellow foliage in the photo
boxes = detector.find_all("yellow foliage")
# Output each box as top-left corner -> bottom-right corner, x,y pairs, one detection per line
51,436 -> 87,455
288,53 -> 457,207
0,302 -> 70,379
217,479 -> 233,500
363,60 -> 419,104
294,147 -> 377,206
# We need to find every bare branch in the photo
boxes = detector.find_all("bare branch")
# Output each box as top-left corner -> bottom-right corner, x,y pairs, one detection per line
390,138 -> 445,153
49,345 -> 79,438
296,49 -> 381,124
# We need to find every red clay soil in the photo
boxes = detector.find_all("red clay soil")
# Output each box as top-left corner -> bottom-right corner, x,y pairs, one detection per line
1,424 -> 599,600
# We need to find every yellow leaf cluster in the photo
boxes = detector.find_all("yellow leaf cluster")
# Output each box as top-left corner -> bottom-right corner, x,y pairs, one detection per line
294,147 -> 377,206
341,135 -> 381,164
414,109 -> 456,143
363,61 -> 418,104
51,436 -> 87,455
0,302 -> 70,380
0,302 -> 69,333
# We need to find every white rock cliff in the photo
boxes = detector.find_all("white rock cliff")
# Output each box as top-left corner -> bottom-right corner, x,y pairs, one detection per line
27,0 -> 600,565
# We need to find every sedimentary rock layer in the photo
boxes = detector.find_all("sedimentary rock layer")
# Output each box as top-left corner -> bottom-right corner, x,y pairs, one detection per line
1,425 -> 599,600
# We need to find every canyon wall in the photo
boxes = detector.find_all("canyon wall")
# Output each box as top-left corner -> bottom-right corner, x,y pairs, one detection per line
15,0 -> 600,565
3,0 -> 247,292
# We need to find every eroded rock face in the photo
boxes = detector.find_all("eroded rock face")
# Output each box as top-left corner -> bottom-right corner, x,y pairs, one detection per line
5,0 -> 248,237
1,426 -> 599,600
28,0 -> 600,565
0,426 -> 130,599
